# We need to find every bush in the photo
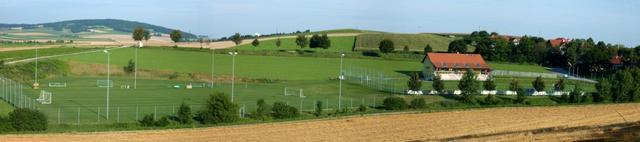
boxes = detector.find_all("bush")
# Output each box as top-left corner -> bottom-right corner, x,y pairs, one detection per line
407,73 -> 422,91
154,116 -> 170,127
378,39 -> 394,53
483,94 -> 502,105
9,108 -> 47,131
357,105 -> 367,113
532,76 -> 545,92
253,99 -> 271,120
314,100 -> 323,117
272,102 -> 299,119
139,114 -> 155,127
195,93 -> 238,124
176,103 -> 192,124
410,98 -> 427,109
383,97 -> 408,110
0,116 -> 14,132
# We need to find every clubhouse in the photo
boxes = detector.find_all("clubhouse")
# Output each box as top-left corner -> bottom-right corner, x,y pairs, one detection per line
422,52 -> 491,81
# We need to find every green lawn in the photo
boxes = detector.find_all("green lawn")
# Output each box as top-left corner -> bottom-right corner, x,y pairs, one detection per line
234,36 -> 355,52
0,100 -> 13,117
56,47 -> 423,80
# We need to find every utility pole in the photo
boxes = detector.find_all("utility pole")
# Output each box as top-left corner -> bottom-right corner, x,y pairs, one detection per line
339,53 -> 345,111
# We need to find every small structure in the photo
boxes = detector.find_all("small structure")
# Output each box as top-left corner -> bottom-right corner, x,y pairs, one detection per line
549,37 -> 571,48
422,53 -> 491,81
610,55 -> 623,70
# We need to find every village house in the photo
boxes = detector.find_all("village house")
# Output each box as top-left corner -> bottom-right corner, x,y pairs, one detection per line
422,52 -> 492,81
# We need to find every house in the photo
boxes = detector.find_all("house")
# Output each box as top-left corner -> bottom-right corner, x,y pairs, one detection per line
422,53 -> 492,81
549,38 -> 570,48
491,35 -> 521,45
610,55 -> 623,70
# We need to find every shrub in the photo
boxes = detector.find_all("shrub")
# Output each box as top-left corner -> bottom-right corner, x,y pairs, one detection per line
532,76 -> 545,92
139,114 -> 155,127
9,108 -> 47,131
458,69 -> 479,103
196,93 -> 238,124
407,73 -> 422,91
432,75 -> 445,93
357,105 -> 367,113
483,94 -> 502,105
154,116 -> 170,127
410,98 -> 427,109
0,116 -> 14,132
122,59 -> 135,75
176,102 -> 192,124
383,97 -> 408,110
251,38 -> 260,47
314,100 -> 323,117
272,102 -> 299,119
378,39 -> 394,53
253,99 -> 271,120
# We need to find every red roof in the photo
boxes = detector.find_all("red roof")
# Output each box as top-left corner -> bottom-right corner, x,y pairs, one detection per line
611,56 -> 623,65
424,53 -> 491,70
549,38 -> 570,48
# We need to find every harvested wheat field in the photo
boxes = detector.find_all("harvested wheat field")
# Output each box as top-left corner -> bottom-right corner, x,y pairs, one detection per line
2,104 -> 640,142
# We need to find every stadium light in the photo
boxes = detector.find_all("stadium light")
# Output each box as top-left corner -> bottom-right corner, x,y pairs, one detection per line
229,52 -> 238,102
104,50 -> 111,120
33,46 -> 39,89
134,43 -> 138,89
339,53 -> 345,111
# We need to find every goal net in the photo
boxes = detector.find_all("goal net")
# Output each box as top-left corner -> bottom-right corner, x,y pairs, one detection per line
284,87 -> 306,98
96,80 -> 113,88
36,90 -> 52,104
48,82 -> 67,88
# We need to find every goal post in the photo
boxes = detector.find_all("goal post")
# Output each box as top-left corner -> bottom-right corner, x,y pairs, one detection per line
36,90 -> 52,104
284,87 -> 306,98
96,80 -> 113,88
48,82 -> 67,88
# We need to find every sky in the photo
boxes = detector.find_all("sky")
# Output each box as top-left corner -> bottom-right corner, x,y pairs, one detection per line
1,0 -> 638,46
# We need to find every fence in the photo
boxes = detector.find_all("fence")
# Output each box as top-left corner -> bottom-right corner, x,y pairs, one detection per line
342,65 -> 408,94
491,70 -> 559,78
0,76 -> 38,110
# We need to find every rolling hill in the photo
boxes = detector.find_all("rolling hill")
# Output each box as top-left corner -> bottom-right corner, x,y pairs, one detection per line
0,19 -> 197,39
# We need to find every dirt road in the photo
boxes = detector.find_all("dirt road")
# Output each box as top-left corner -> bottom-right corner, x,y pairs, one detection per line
2,104 -> 639,141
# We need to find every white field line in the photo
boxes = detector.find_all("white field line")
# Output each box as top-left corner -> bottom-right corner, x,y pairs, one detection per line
6,45 -> 130,65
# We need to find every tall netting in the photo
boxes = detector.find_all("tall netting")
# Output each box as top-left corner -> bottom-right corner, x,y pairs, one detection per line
342,65 -> 408,94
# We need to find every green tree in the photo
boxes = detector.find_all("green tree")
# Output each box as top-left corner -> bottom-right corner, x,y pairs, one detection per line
532,76 -> 545,92
169,30 -> 182,47
309,34 -> 321,48
509,80 -> 519,91
195,93 -> 238,124
424,44 -> 432,53
483,77 -> 496,91
448,40 -> 468,53
0,116 -> 14,132
253,99 -> 271,120
122,59 -> 135,75
272,102 -> 299,119
319,34 -> 331,49
378,39 -> 395,53
593,78 -> 612,102
251,38 -> 260,47
569,85 -> 582,103
554,78 -> 566,91
407,73 -> 422,91
231,33 -> 242,46
143,30 -> 151,44
314,100 -> 323,117
295,35 -> 308,48
132,26 -> 145,47
275,38 -> 282,48
432,75 -> 445,94
139,113 -> 155,127
176,102 -> 192,124
9,108 -> 47,131
403,45 -> 410,52
458,69 -> 479,103
612,70 -> 633,102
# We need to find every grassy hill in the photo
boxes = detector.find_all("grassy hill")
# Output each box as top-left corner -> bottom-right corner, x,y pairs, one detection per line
354,33 -> 468,52
0,19 -> 197,39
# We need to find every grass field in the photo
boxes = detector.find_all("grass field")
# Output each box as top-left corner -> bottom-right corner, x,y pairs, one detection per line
234,36 -> 355,52
355,33 -> 465,52
0,100 -> 13,117
0,42 -> 60,48
489,62 -> 551,73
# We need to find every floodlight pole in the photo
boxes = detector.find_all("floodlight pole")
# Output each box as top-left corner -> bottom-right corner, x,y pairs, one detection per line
339,53 -> 345,111
35,46 -> 38,85
105,50 -> 111,120
134,43 -> 138,89
211,47 -> 215,88
229,52 -> 238,102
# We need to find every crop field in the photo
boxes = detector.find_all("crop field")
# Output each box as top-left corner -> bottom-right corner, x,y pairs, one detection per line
234,36 -> 355,52
2,103 -> 638,141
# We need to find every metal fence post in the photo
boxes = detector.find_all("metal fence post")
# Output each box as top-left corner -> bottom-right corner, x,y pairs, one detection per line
117,106 -> 120,123
77,107 -> 80,125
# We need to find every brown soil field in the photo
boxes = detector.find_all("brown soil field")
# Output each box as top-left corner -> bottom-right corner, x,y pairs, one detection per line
1,103 -> 639,141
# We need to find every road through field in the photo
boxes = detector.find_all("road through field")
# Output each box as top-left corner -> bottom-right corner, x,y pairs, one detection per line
2,103 -> 640,141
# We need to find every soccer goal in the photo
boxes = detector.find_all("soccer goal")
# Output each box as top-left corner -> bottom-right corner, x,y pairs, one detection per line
96,80 -> 113,88
36,90 -> 52,104
48,82 -> 67,88
284,87 -> 306,98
